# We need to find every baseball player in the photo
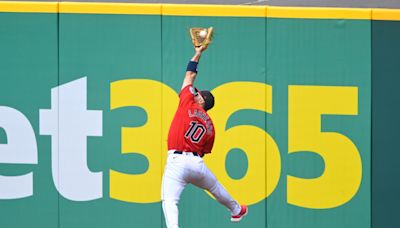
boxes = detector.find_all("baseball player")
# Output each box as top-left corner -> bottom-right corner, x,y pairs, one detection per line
161,45 -> 248,228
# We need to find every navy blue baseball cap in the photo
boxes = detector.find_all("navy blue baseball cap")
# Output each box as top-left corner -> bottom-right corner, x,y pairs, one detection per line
199,90 -> 214,111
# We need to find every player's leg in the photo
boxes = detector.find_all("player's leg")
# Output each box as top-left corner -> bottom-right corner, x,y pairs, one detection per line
189,158 -> 241,216
161,154 -> 187,228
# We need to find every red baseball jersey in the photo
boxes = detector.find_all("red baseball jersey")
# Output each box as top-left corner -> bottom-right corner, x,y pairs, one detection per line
167,85 -> 215,156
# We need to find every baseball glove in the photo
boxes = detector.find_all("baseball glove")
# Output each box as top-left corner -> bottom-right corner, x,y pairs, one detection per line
189,27 -> 214,48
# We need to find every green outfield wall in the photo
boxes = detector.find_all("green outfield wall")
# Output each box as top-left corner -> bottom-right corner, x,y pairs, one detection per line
0,2 -> 399,228
371,13 -> 400,228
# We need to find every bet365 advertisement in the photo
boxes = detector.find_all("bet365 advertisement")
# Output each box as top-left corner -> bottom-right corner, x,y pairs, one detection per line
0,2 -> 382,228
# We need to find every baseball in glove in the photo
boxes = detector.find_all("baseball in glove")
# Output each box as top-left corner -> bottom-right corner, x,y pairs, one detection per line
189,27 -> 214,48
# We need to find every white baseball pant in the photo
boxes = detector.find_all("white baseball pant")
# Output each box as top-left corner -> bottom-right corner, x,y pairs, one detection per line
161,150 -> 241,228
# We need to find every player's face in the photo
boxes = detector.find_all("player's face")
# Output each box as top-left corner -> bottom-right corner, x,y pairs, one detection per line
194,91 -> 205,108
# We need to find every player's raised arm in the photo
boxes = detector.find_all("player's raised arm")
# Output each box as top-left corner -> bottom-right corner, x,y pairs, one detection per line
181,45 -> 207,90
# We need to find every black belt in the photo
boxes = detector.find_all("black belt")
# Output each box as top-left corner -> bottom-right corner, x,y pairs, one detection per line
174,150 -> 201,157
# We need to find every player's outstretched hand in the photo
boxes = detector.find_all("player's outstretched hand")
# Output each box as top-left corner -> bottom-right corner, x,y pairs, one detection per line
195,45 -> 207,54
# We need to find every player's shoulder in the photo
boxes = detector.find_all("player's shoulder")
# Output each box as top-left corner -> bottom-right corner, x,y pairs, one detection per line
179,84 -> 196,100
180,84 -> 195,94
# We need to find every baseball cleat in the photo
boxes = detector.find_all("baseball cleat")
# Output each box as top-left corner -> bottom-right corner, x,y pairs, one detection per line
231,205 -> 248,222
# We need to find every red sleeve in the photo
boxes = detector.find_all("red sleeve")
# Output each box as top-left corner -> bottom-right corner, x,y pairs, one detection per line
179,84 -> 195,107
